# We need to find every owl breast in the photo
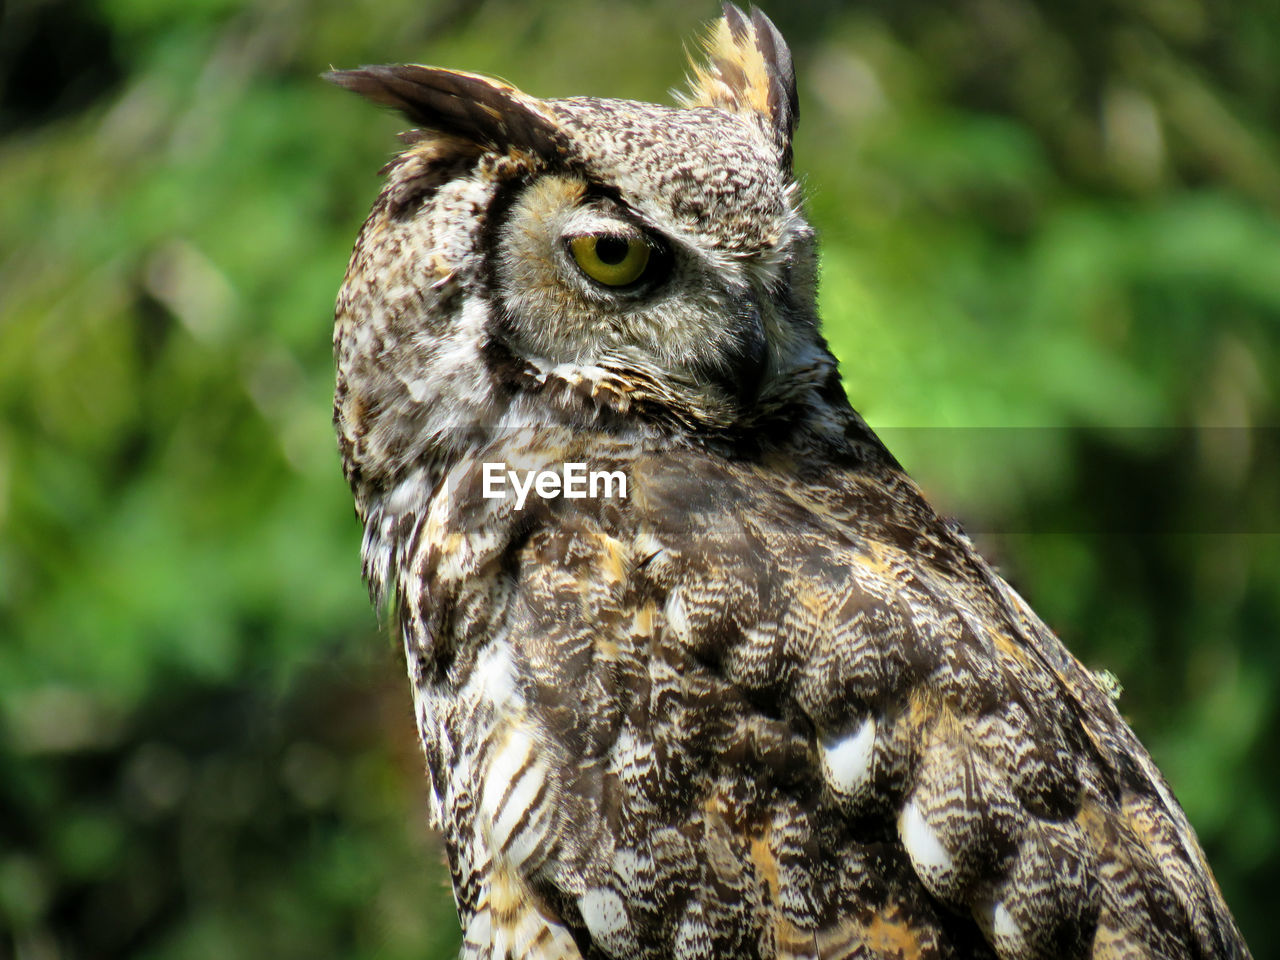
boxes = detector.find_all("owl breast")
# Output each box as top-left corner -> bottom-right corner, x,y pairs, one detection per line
396,431 -> 1230,960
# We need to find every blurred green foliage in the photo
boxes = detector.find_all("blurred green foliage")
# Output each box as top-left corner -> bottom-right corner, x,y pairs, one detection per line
1,0 -> 1277,957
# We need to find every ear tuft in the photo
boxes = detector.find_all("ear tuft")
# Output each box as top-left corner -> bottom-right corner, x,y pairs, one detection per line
325,65 -> 573,162
679,4 -> 798,170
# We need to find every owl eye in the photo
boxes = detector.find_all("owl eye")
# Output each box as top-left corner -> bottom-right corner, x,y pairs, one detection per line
568,234 -> 652,288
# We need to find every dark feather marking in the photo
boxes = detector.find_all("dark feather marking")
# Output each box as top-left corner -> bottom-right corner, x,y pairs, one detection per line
380,149 -> 483,221
722,3 -> 750,41
325,65 -> 574,161
750,6 -> 798,133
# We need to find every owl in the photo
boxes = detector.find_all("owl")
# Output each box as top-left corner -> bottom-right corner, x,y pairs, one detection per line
327,6 -> 1249,959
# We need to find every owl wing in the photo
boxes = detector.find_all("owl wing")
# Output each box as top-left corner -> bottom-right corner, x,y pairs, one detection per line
420,444 -> 1248,960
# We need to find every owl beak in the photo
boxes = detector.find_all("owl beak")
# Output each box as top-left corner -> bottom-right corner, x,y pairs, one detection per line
690,294 -> 767,408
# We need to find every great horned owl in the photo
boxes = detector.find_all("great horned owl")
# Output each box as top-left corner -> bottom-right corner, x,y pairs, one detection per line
327,6 -> 1249,959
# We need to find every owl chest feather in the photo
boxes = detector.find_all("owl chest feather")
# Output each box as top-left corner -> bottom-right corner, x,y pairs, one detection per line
387,433 -> 1237,960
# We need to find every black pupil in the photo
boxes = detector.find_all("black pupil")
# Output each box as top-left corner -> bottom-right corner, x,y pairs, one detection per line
595,236 -> 631,266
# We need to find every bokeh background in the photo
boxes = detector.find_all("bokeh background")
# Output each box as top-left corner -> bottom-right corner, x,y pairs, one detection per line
2,0 -> 1278,957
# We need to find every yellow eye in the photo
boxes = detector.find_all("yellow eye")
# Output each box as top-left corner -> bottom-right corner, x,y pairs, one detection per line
568,234 -> 651,287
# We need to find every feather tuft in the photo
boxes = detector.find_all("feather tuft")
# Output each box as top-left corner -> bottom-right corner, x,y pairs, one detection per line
325,65 -> 573,162
678,4 -> 798,170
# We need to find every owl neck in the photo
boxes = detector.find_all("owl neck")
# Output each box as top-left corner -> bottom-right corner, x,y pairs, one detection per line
348,337 -> 894,612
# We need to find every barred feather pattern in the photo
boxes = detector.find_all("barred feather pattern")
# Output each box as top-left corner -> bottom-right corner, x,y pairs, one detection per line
388,418 -> 1246,960
329,6 -> 1250,959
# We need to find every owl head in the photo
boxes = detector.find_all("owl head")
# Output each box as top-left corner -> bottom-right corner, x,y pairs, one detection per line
330,5 -> 840,593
